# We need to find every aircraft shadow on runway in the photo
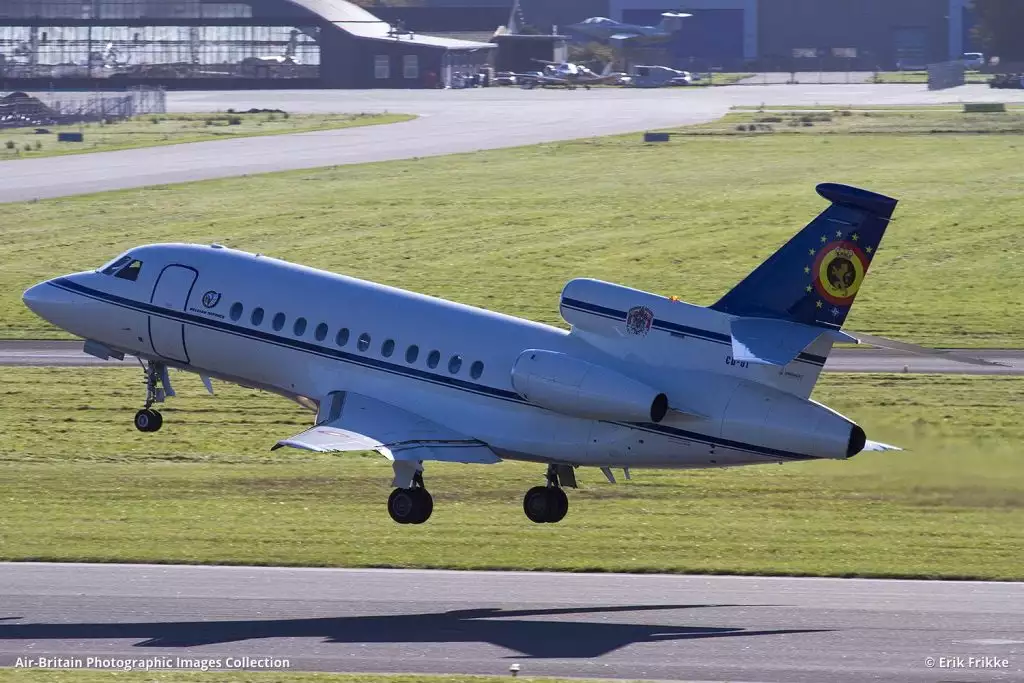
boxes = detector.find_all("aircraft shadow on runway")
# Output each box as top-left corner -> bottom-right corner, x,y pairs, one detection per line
0,604 -> 828,658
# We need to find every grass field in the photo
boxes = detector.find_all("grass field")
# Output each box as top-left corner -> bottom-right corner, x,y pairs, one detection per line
0,366 -> 1020,579
0,112 -> 414,160
0,672 -> 592,683
3,108 -> 1022,346
870,70 -> 991,84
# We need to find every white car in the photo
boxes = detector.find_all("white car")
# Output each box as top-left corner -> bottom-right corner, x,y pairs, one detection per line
962,52 -> 985,69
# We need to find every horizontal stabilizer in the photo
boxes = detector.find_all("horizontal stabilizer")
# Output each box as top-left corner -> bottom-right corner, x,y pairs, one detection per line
862,439 -> 903,452
730,317 -> 856,367
846,331 -> 1006,367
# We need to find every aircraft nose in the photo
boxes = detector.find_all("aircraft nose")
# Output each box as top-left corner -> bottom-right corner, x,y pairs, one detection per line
22,279 -> 65,324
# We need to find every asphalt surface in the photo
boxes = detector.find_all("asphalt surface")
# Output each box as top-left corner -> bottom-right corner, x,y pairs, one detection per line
3,84 -> 1024,203
0,563 -> 1020,682
2,339 -> 1021,374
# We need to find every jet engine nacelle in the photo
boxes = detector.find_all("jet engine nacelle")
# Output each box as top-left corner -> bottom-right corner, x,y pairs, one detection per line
719,381 -> 866,459
511,349 -> 669,423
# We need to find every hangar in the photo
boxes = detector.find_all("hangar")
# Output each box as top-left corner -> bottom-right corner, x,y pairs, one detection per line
0,0 -> 495,89
577,0 -> 976,70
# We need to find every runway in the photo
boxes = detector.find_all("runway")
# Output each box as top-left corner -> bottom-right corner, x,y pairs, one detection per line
1,339 -> 1021,374
2,84 -> 1024,203
0,563 -> 1020,682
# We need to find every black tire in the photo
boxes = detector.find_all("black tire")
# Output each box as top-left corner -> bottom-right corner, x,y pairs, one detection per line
410,488 -> 433,524
149,409 -> 163,432
546,487 -> 568,523
134,409 -> 155,432
523,486 -> 552,523
387,488 -> 417,524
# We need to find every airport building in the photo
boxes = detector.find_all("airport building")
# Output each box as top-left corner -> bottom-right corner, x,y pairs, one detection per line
605,0 -> 976,71
0,0 -> 495,89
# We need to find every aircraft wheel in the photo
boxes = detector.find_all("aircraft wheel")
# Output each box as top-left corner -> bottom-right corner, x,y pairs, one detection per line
134,408 -> 161,432
388,487 -> 433,524
523,486 -> 553,523
546,487 -> 568,523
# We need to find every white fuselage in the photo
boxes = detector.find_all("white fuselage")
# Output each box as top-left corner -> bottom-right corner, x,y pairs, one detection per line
25,244 -> 864,469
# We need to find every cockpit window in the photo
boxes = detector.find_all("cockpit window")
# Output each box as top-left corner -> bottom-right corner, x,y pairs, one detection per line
100,255 -> 133,275
113,259 -> 143,282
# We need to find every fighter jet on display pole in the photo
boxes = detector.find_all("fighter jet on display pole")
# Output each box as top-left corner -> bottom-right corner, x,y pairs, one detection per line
23,184 -> 996,526
567,12 -> 692,45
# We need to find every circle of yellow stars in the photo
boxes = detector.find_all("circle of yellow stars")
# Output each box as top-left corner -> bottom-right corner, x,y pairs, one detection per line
803,230 -> 875,313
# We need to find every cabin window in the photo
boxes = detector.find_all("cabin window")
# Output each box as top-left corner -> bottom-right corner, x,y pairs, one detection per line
272,312 -> 286,331
426,350 -> 440,369
357,333 -> 371,351
229,302 -> 243,321
448,355 -> 462,374
382,339 -> 395,357
470,360 -> 484,379
405,345 -> 419,363
314,323 -> 329,342
251,307 -> 264,326
293,317 -> 307,337
336,328 -> 349,347
113,259 -> 143,282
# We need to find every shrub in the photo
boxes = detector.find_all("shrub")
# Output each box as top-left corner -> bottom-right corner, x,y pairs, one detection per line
4,140 -> 14,150
227,116 -> 242,126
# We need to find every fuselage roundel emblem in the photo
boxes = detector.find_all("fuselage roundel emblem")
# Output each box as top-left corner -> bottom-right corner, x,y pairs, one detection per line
201,290 -> 221,308
625,305 -> 654,337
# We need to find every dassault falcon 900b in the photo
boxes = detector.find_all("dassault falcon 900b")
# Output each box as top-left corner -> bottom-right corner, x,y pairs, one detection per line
22,184 -> 985,525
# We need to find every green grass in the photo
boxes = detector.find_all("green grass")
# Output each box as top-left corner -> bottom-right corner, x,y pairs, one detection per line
0,673 -> 600,683
0,112 -> 414,159
686,107 -> 1024,135
869,70 -> 992,84
4,109 -> 1024,347
0,367 -> 1021,579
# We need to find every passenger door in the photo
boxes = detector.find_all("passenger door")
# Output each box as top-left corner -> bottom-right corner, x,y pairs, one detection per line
149,265 -> 198,364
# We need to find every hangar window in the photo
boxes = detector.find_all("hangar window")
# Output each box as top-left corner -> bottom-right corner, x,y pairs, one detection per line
272,312 -> 286,331
336,328 -> 350,347
405,345 -> 419,363
427,350 -> 440,369
403,55 -> 418,80
113,259 -> 143,282
448,354 -> 462,374
229,302 -> 243,321
357,333 -> 371,351
382,339 -> 395,357
470,360 -> 484,379
374,55 -> 390,79
293,317 -> 307,336
314,322 -> 329,342
251,307 -> 264,326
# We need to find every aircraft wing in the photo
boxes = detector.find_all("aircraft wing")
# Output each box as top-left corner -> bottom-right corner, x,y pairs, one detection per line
272,391 -> 501,464
609,32 -> 639,41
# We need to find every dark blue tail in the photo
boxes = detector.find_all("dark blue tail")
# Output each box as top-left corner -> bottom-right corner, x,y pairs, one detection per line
710,183 -> 898,329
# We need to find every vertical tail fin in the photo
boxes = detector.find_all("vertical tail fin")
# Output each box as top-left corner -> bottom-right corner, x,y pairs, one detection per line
710,183 -> 898,329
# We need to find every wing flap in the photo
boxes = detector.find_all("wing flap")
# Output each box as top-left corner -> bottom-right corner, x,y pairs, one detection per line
272,391 -> 501,465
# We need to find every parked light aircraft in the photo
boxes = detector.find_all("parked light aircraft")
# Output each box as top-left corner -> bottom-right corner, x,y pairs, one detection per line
22,184 -> 991,526
567,12 -> 692,45
513,60 -> 616,89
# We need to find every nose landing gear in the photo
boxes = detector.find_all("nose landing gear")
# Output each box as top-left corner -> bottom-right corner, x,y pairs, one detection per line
134,360 -> 172,432
523,464 -> 570,524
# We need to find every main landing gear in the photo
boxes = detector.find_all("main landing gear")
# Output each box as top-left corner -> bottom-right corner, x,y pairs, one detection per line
388,470 -> 433,524
134,360 -> 172,433
523,464 -> 570,524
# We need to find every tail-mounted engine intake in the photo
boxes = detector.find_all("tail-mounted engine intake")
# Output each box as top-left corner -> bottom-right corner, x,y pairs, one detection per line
511,349 -> 668,423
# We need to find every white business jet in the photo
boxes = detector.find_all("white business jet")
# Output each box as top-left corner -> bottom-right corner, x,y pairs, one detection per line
22,184 -> 984,525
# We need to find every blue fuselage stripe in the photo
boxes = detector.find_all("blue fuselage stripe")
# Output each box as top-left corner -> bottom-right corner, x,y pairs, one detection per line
52,278 -> 819,461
